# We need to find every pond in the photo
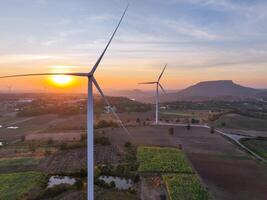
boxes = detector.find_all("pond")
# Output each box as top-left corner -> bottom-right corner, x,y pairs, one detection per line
99,175 -> 133,190
7,126 -> 19,129
47,176 -> 77,188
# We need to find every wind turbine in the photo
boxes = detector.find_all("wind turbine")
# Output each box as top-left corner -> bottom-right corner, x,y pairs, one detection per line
0,6 -> 129,200
139,65 -> 167,125
6,85 -> 13,93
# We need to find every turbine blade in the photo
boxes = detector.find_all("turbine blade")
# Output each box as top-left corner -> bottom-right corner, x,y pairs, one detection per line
157,64 -> 167,82
90,5 -> 128,75
92,77 -> 131,136
159,83 -> 166,94
138,82 -> 157,84
0,73 -> 88,79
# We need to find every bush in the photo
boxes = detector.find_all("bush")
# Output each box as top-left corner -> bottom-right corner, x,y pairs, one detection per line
124,141 -> 132,148
74,179 -> 84,189
94,137 -> 111,146
210,126 -> 215,134
95,120 -> 118,129
21,136 -> 25,142
41,184 -> 70,199
44,149 -> 51,156
110,181 -> 116,188
29,143 -> 36,153
187,124 -> 191,130
168,128 -> 174,135
80,134 -> 87,142
60,142 -> 68,150
191,118 -> 199,124
47,139 -> 54,145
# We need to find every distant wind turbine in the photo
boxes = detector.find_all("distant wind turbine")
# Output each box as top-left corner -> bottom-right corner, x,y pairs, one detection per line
6,85 -> 13,93
139,65 -> 167,125
0,6 -> 129,200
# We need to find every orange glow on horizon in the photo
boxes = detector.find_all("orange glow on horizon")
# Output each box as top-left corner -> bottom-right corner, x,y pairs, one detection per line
49,75 -> 74,87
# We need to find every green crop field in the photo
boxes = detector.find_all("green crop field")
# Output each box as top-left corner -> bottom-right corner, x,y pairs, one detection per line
137,147 -> 192,173
241,139 -> 267,159
0,172 -> 47,200
164,174 -> 210,200
213,114 -> 267,131
0,157 -> 40,168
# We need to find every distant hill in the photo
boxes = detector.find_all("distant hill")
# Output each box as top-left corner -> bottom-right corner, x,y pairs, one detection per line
178,80 -> 259,98
140,80 -> 265,103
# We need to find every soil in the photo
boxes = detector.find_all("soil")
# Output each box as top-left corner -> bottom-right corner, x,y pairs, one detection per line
103,125 -> 267,200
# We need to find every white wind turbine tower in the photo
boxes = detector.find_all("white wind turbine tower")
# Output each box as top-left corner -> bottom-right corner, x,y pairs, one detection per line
139,65 -> 167,125
0,6 -> 129,200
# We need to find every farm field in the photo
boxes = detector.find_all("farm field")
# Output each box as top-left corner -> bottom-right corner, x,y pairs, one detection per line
105,126 -> 267,200
0,171 -> 47,200
137,146 -> 209,200
164,174 -> 210,200
137,146 -> 192,173
0,157 -> 40,168
241,138 -> 267,159
95,188 -> 137,200
213,114 -> 267,131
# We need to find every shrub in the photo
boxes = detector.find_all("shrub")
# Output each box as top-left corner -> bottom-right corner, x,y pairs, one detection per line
80,134 -> 87,142
168,128 -> 174,135
95,120 -> 118,129
44,149 -> 51,156
210,126 -> 215,134
124,141 -> 132,148
29,143 -> 36,153
21,136 -> 25,142
187,124 -> 191,130
94,136 -> 111,146
47,138 -> 54,145
110,181 -> 116,188
60,142 -> 68,150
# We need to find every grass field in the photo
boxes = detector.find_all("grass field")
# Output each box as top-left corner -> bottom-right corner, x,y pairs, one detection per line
160,111 -> 195,117
0,157 -> 40,168
241,139 -> 267,159
137,147 -> 192,173
95,189 -> 137,200
164,174 -> 210,200
213,114 -> 267,131
0,172 -> 47,200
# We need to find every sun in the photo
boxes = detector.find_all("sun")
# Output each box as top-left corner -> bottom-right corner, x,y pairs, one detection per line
51,75 -> 73,86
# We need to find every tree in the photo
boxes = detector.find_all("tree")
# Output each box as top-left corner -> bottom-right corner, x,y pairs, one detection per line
168,127 -> 174,135
187,124 -> 191,130
124,141 -> 132,148
29,143 -> 36,153
47,138 -> 54,145
21,136 -> 25,142
210,126 -> 215,134
44,149 -> 51,156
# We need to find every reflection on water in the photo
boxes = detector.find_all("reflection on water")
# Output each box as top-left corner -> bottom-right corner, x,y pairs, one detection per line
99,175 -> 133,190
48,176 -> 76,188
7,126 -> 19,129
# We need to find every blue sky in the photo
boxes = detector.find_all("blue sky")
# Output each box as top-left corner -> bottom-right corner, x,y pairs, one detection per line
0,0 -> 266,91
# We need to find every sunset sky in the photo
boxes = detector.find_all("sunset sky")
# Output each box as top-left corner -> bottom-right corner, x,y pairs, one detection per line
0,0 -> 267,93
